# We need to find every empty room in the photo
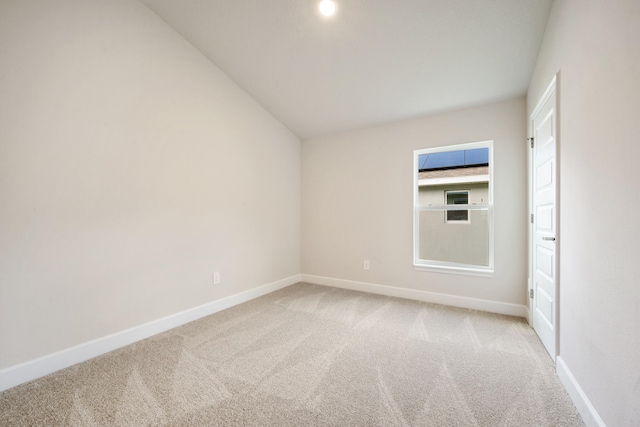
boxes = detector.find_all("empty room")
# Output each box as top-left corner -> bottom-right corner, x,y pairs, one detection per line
0,0 -> 638,426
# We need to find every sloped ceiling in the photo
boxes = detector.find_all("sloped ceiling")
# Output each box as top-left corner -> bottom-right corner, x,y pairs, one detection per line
141,0 -> 553,139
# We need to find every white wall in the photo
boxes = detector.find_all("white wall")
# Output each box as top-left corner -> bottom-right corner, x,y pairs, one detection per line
0,0 -> 300,370
527,0 -> 640,425
302,98 -> 527,307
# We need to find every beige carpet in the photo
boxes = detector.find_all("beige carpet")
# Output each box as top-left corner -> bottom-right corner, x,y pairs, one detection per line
0,283 -> 584,426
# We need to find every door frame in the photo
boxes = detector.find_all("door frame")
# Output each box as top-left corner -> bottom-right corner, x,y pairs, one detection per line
528,72 -> 560,359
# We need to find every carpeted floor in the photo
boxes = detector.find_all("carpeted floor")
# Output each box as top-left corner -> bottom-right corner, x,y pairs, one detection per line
0,283 -> 584,426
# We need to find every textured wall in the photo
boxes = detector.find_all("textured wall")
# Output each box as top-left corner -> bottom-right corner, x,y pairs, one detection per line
527,0 -> 640,424
302,97 -> 527,305
0,0 -> 300,369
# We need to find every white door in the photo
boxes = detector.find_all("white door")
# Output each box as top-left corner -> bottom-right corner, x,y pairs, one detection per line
530,76 -> 558,359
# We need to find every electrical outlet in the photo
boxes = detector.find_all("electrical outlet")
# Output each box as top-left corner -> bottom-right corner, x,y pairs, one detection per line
213,272 -> 221,285
363,259 -> 370,271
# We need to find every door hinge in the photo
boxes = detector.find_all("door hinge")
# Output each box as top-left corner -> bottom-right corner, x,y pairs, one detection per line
528,137 -> 534,148
530,289 -> 534,299
530,213 -> 534,223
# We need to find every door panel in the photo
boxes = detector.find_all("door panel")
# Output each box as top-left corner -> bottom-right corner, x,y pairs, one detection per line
536,246 -> 554,279
537,204 -> 554,232
531,77 -> 558,359
536,288 -> 553,327
537,161 -> 553,188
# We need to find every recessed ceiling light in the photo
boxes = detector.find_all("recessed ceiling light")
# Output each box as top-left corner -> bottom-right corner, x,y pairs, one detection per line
319,0 -> 336,17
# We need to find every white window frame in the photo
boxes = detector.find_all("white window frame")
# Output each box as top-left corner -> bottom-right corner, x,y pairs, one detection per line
413,140 -> 494,277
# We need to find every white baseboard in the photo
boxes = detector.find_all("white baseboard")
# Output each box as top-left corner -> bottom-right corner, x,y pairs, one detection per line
0,274 -> 300,392
301,274 -> 527,317
556,356 -> 606,427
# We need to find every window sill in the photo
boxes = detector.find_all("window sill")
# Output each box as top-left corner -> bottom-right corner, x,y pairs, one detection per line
413,264 -> 494,278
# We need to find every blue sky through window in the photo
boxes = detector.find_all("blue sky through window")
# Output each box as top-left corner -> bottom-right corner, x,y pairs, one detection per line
418,148 -> 489,171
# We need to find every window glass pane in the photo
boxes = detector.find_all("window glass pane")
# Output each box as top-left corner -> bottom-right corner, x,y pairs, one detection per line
447,209 -> 468,221
418,209 -> 489,266
414,141 -> 493,272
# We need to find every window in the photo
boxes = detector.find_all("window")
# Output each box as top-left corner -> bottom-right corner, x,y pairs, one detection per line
413,141 -> 493,275
445,190 -> 469,222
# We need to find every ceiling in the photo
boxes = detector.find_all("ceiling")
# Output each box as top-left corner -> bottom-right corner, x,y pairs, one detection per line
141,0 -> 553,140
